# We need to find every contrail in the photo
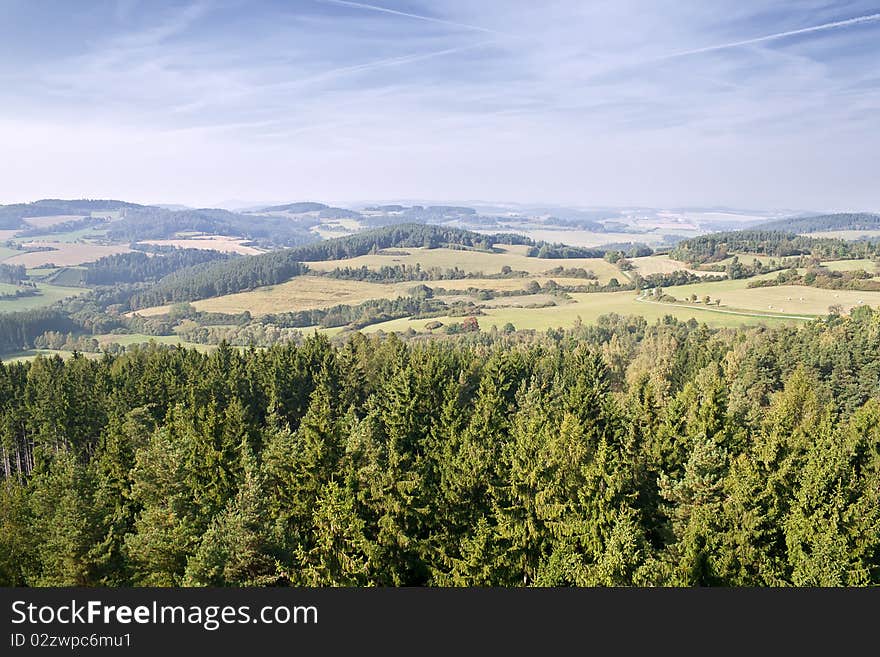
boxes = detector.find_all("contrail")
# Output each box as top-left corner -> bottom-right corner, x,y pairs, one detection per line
318,0 -> 507,36
658,12 -> 880,60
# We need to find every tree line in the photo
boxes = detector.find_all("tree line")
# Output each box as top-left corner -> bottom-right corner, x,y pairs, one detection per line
84,249 -> 233,286
670,230 -> 880,264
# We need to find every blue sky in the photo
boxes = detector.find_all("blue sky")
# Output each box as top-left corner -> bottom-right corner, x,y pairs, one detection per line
0,0 -> 878,210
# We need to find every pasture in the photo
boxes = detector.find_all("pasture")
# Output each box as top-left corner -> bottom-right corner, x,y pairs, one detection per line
822,259 -> 878,273
0,246 -> 20,261
663,278 -> 880,315
0,282 -> 83,313
353,290 -> 803,335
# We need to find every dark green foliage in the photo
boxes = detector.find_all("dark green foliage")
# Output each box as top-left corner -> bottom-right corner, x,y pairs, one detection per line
528,243 -> 605,258
671,230 -> 878,264
84,249 -> 232,285
0,309 -> 80,354
106,207 -> 315,246
3,310 -> 880,586
0,264 -> 27,285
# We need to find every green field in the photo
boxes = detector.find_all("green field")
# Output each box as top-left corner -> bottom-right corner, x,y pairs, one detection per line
92,333 -> 208,348
0,282 -> 83,313
0,246 -> 20,261
822,258 -> 878,273
349,289 -> 805,335
0,349 -> 101,363
1,337 -> 214,363
12,226 -> 109,243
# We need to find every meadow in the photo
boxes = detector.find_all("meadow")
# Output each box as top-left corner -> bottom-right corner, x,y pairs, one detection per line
0,282 -> 83,312
352,290 -> 804,335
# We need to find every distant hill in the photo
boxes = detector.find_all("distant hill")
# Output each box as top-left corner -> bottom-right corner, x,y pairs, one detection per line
107,206 -> 316,247
257,202 -> 330,213
0,199 -> 143,229
755,213 -> 880,234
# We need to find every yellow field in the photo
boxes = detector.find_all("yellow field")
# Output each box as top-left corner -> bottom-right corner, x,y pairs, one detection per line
664,278 -> 880,315
140,236 -> 264,255
22,214 -> 86,228
0,282 -> 83,312
4,243 -> 131,267
134,276 -> 405,316
629,254 -> 711,276
306,246 -> 624,284
352,290 -> 803,334
133,272 -> 610,318
0,230 -> 20,241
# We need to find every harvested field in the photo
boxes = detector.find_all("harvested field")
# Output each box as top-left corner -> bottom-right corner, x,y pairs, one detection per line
139,236 -> 264,255
4,243 -> 131,267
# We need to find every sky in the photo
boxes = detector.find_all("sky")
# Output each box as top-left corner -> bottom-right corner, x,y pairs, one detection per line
0,0 -> 878,211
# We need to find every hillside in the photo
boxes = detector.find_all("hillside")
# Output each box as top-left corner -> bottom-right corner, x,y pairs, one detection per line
127,224 -> 532,309
669,230 -> 878,264
756,213 -> 880,234
0,198 -> 142,229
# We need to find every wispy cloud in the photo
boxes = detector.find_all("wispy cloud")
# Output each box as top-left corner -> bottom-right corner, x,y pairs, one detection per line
317,0 -> 510,36
0,1 -> 878,209
656,11 -> 880,61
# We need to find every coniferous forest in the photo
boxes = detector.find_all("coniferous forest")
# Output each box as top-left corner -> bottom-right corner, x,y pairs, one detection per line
1,308 -> 879,587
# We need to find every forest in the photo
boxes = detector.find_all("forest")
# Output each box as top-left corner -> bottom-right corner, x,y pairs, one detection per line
756,213 -> 880,234
670,231 -> 880,264
1,308 -> 879,587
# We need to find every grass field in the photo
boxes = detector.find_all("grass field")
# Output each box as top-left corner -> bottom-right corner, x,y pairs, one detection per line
134,276 -> 403,316
133,273 -> 611,318
663,278 -> 880,315
4,243 -> 130,267
306,246 -> 625,283
13,226 -> 109,243
0,282 -> 83,313
352,290 -> 803,335
0,246 -> 20,261
139,236 -> 264,255
25,267 -> 57,277
1,337 -> 214,363
1,350 -> 93,363
629,254 -> 710,276
822,259 -> 878,273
